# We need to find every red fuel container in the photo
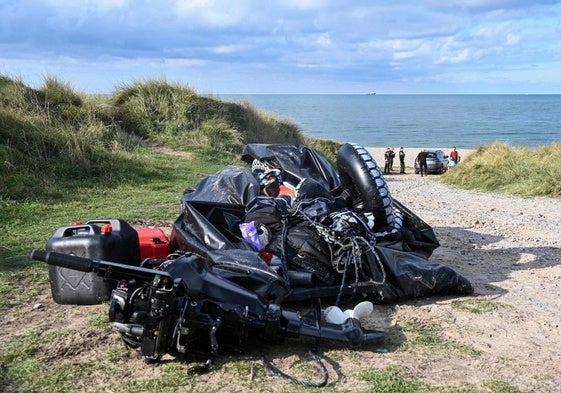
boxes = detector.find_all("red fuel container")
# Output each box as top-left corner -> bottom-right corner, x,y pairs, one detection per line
136,227 -> 170,260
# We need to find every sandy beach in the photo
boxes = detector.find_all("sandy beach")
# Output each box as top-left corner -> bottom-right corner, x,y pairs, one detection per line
366,146 -> 474,170
364,172 -> 561,392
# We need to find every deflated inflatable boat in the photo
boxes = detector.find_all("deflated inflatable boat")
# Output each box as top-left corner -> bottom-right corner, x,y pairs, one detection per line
172,142 -> 472,303
31,142 -> 473,384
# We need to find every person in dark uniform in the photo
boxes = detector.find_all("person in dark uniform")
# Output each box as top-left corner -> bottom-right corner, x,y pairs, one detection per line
399,147 -> 406,173
384,147 -> 391,174
416,149 -> 428,177
389,148 -> 396,171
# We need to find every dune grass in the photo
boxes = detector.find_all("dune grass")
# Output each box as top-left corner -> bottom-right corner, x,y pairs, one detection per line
0,76 -> 318,202
440,142 -> 561,197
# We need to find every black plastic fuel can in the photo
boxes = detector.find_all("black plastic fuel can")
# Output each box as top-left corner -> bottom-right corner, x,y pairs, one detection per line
46,219 -> 141,304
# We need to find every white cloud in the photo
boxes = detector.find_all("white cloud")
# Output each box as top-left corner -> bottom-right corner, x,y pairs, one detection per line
280,0 -> 328,10
161,58 -> 207,67
174,0 -> 252,27
435,48 -> 472,64
359,39 -> 414,53
506,33 -> 520,45
473,22 -> 515,40
394,42 -> 432,60
315,33 -> 331,47
212,45 -> 245,54
45,0 -> 127,10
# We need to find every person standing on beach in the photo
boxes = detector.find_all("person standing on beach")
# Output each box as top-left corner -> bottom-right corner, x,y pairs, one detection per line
384,148 -> 391,174
389,148 -> 396,171
450,146 -> 460,165
416,150 -> 428,177
399,147 -> 405,173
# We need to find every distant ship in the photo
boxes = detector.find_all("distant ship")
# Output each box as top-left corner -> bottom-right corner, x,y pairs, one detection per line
367,92 -> 376,95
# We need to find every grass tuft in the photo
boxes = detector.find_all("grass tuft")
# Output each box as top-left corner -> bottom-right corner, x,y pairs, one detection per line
394,318 -> 480,357
358,365 -> 427,392
450,299 -> 498,314
441,142 -> 561,197
481,379 -> 524,393
357,365 -> 477,392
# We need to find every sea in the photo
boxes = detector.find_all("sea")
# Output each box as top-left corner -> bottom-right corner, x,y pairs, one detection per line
221,94 -> 561,149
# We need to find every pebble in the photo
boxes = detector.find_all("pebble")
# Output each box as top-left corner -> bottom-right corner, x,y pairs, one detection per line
386,174 -> 561,249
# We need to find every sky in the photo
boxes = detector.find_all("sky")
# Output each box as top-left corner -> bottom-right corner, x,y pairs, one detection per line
1,0 -> 561,95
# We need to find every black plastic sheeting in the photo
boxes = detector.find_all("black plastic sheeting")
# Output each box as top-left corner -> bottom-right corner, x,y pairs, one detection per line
170,143 -> 473,304
240,143 -> 341,191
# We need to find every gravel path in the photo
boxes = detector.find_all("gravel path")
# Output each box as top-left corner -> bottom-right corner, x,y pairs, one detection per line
374,172 -> 561,392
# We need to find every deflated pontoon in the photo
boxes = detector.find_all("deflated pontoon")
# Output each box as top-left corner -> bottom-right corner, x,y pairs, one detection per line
31,142 -> 472,386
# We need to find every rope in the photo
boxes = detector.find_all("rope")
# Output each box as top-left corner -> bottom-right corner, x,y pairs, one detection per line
293,203 -> 388,305
278,199 -> 291,288
334,255 -> 350,307
261,349 -> 329,387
